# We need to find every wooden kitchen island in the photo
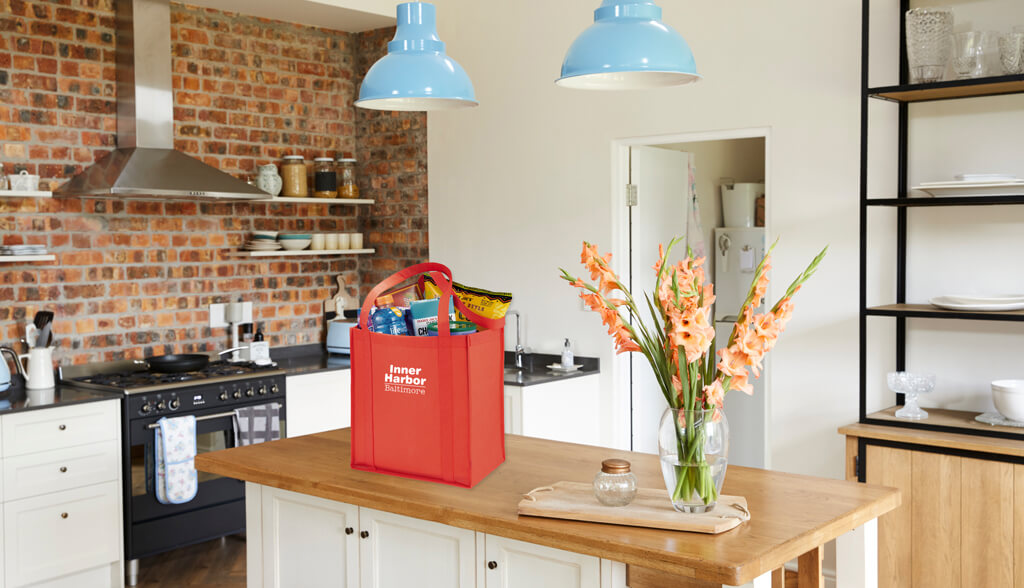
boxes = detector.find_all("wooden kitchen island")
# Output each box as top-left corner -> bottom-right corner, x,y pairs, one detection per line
196,429 -> 898,588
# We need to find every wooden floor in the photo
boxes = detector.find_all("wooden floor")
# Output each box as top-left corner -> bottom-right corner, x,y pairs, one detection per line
135,534 -> 246,587
133,534 -> 800,587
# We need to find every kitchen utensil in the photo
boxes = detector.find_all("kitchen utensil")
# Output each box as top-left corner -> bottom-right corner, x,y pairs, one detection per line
18,347 -> 55,390
929,295 -> 1024,311
145,354 -> 210,373
337,233 -> 351,250
325,233 -> 339,250
999,32 -> 1024,74
311,234 -> 326,250
888,371 -> 934,420
953,32 -> 984,78
33,310 -> 54,330
518,482 -> 749,535
991,380 -> 1024,422
35,322 -> 52,348
905,7 -> 953,84
25,324 -> 37,348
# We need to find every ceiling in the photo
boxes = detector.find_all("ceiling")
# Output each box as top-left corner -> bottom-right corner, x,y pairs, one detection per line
179,0 -> 396,32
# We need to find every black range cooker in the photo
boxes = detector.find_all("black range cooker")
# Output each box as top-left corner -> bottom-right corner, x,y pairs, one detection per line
60,359 -> 286,586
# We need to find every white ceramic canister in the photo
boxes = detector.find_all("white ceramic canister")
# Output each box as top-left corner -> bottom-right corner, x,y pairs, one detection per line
256,164 -> 283,197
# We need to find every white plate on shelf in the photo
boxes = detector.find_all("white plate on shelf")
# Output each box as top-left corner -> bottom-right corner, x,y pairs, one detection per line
953,173 -> 1019,182
929,295 -> 1024,311
547,364 -> 583,372
913,181 -> 1024,197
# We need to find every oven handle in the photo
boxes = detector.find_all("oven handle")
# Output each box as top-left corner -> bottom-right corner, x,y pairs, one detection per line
146,410 -> 237,430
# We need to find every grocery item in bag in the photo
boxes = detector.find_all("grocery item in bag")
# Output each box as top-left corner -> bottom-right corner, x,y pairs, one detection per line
383,282 -> 420,307
370,295 -> 408,335
419,276 -> 512,321
408,297 -> 457,337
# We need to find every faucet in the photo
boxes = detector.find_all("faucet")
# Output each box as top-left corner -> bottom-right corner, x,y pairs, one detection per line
508,311 -> 525,369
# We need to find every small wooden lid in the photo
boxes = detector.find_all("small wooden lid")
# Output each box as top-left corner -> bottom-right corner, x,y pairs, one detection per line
601,458 -> 631,474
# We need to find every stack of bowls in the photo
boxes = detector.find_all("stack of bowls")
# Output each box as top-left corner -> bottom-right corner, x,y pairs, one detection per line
992,380 -> 1024,422
244,231 -> 281,251
278,232 -> 312,250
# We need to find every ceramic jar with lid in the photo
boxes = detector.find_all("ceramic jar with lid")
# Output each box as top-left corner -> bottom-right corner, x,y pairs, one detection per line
336,158 -> 359,199
280,155 -> 308,198
593,458 -> 637,507
313,157 -> 337,198
255,164 -> 282,196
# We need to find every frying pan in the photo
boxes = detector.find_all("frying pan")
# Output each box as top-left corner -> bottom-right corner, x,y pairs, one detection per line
145,354 -> 210,373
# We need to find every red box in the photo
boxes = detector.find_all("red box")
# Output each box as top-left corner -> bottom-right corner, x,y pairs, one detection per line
350,263 -> 506,487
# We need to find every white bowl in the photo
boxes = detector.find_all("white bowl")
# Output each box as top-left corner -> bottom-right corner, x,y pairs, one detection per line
279,239 -> 311,251
992,380 -> 1024,421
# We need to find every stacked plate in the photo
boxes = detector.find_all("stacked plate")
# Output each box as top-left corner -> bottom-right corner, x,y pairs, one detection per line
914,175 -> 1024,197
929,294 -> 1024,312
1,244 -> 47,255
243,233 -> 282,251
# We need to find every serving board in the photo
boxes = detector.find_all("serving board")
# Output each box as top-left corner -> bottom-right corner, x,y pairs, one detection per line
517,481 -> 749,535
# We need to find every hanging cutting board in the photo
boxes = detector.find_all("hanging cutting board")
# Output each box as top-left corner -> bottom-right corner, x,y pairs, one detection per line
517,481 -> 749,535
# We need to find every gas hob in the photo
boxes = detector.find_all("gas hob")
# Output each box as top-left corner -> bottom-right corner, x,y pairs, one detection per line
59,358 -> 286,395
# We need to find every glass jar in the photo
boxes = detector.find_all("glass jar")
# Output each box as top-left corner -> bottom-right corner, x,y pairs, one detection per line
593,458 -> 637,507
336,158 -> 359,199
280,155 -> 308,198
313,157 -> 337,198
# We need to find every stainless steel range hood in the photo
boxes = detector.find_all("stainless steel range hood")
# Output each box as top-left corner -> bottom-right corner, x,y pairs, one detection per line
55,0 -> 266,200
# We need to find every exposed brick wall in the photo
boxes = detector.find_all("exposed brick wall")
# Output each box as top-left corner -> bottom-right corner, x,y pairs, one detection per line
354,27 -> 428,294
0,2 -> 428,365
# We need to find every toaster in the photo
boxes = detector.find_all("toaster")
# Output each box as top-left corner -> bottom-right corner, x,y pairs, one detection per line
326,319 -> 357,354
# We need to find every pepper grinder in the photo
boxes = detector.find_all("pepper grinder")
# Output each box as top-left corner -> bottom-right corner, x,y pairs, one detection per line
225,299 -> 244,362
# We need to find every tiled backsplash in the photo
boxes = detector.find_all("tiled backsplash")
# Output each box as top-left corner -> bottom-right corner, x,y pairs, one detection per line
0,1 -> 428,364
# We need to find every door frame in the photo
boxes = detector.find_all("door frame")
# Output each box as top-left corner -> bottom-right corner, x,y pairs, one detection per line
609,126 -> 773,452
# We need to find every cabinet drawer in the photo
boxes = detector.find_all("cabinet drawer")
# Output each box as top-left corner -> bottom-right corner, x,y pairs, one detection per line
4,481 -> 121,587
2,400 -> 118,457
4,440 -> 120,501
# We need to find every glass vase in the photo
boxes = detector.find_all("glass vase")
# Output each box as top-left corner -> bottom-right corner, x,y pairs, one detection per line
906,7 -> 954,84
658,407 -> 729,513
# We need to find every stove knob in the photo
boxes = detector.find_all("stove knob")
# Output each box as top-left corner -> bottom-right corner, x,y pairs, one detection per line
245,387 -> 255,397
141,403 -> 153,414
156,400 -> 166,411
219,392 -> 229,401
271,384 -> 280,394
169,399 -> 180,410
258,385 -> 267,395
232,390 -> 242,399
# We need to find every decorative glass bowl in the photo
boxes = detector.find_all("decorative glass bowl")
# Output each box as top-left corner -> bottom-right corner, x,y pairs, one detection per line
888,372 -> 935,420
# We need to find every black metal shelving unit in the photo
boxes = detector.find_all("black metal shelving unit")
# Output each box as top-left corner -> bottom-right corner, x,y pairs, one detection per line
859,0 -> 1024,440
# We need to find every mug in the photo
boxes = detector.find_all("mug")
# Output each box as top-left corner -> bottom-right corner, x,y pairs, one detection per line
311,234 -> 326,251
325,233 -> 339,250
336,233 -> 351,250
18,347 -> 55,390
350,233 -> 363,250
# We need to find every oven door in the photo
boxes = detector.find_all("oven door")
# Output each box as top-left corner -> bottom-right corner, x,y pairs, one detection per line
126,405 -> 250,559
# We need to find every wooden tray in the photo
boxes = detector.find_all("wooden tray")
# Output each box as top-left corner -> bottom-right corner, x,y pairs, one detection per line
517,481 -> 749,534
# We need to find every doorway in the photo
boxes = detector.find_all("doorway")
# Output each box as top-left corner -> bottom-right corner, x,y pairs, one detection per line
610,128 -> 770,469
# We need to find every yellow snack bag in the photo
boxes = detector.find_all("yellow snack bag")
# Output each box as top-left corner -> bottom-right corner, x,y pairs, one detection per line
418,275 -> 512,321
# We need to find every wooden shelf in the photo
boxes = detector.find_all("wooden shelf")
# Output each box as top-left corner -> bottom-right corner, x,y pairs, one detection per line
868,74 -> 1024,103
858,407 -> 1024,445
0,190 -> 52,198
252,197 -> 374,204
0,254 -> 56,262
866,194 -> 1024,207
227,248 -> 374,258
866,303 -> 1024,322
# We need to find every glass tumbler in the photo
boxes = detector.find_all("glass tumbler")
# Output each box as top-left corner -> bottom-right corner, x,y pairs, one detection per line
906,7 -> 954,83
953,32 -> 984,79
1000,32 -> 1024,75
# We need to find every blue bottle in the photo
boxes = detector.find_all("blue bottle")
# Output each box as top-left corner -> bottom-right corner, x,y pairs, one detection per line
370,294 -> 408,336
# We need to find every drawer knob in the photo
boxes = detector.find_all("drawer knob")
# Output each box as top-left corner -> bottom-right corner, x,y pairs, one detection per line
60,512 -> 68,519
487,561 -> 497,570
58,424 -> 66,431
59,466 -> 67,473
345,527 -> 354,535
359,530 -> 369,539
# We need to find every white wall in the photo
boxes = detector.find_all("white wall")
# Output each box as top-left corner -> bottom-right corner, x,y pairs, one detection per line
427,0 -> 862,478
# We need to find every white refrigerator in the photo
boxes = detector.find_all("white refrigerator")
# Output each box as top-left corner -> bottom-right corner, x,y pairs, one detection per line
713,227 -> 768,469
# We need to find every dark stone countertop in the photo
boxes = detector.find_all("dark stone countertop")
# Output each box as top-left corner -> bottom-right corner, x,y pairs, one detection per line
0,379 -> 121,416
502,352 -> 600,388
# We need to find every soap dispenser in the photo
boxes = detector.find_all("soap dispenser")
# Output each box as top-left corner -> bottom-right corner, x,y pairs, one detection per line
561,338 -> 574,368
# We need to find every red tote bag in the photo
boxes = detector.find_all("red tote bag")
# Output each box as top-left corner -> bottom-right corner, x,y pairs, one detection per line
350,262 -> 506,487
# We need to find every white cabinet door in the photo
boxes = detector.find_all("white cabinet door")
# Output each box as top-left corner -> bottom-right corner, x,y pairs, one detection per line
520,375 -> 600,446
359,507 -> 476,588
503,386 -> 522,435
484,534 -> 600,588
260,486 -> 359,588
286,370 -> 351,437
4,481 -> 120,587
3,440 -> 119,501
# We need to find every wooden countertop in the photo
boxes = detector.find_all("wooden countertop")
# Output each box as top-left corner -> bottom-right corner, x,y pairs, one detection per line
196,429 -> 899,586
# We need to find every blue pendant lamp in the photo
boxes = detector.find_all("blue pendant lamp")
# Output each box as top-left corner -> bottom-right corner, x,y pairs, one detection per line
356,2 -> 477,111
557,0 -> 700,90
